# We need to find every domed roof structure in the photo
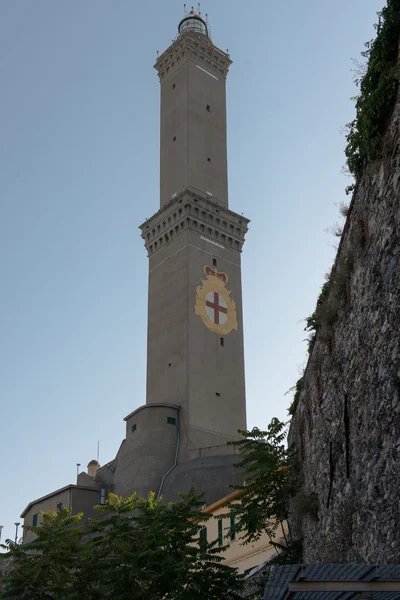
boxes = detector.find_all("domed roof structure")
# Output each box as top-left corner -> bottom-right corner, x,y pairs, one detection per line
178,9 -> 208,37
87,459 -> 100,478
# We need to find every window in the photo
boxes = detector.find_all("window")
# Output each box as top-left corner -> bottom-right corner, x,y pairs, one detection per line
230,516 -> 236,541
206,104 -> 211,112
132,423 -> 137,432
199,527 -> 207,552
100,488 -> 106,505
172,83 -> 176,89
56,503 -> 62,512
32,514 -> 38,527
207,157 -> 211,162
167,416 -> 176,425
220,337 -> 224,347
173,136 -> 176,141
218,519 -> 223,546
213,258 -> 217,267
216,392 -> 221,397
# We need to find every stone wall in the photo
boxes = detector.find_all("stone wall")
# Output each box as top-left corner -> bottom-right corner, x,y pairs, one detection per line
288,94 -> 400,563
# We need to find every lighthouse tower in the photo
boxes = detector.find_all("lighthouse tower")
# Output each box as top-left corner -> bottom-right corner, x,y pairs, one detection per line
142,7 -> 248,449
22,10 -> 250,518
116,8 -> 250,501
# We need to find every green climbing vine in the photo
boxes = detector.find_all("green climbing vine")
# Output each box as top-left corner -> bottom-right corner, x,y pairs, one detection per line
345,0 -> 400,182
288,376 -> 304,417
304,279 -> 330,338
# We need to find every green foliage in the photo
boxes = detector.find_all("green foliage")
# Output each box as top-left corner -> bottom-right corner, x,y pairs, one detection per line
345,0 -> 400,177
0,508 -> 85,599
86,491 -> 243,600
226,419 -> 302,599
227,419 -> 297,545
288,376 -> 304,416
304,280 -> 330,335
1,493 -> 243,600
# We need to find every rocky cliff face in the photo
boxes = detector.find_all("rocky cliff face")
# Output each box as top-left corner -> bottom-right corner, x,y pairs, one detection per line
289,96 -> 400,563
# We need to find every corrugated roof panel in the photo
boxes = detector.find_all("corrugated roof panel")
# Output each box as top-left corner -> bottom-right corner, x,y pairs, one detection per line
263,564 -> 400,600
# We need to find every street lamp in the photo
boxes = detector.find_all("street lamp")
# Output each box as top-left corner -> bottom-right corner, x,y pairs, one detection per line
14,522 -> 20,544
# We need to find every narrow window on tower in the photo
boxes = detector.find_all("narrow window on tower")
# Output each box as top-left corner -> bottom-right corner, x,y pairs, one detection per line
207,157 -> 211,162
132,424 -> 137,433
220,337 -> 224,347
216,392 -> 221,397
173,136 -> 176,142
56,503 -> 62,513
206,104 -> 211,112
32,514 -> 38,527
167,416 -> 176,425
213,258 -> 217,267
172,83 -> 176,89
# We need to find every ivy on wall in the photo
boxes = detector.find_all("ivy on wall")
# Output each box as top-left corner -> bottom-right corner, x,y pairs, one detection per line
304,281 -> 330,334
345,0 -> 400,183
288,376 -> 304,417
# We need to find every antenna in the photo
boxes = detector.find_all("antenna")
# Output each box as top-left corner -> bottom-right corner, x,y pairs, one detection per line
156,50 -> 159,57
184,3 -> 186,16
97,441 -> 100,462
198,3 -> 201,15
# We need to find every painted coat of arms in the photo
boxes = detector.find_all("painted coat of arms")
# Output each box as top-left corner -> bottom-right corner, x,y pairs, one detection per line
195,266 -> 238,335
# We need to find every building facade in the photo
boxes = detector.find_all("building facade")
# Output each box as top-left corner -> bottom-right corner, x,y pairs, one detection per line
21,9 -> 250,528
201,491 -> 282,575
21,482 -> 100,544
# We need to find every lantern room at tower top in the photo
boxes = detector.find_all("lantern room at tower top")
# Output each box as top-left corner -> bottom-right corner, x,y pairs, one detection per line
178,6 -> 209,37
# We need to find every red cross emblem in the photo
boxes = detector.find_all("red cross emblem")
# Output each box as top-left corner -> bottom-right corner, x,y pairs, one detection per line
195,265 -> 238,334
205,292 -> 228,325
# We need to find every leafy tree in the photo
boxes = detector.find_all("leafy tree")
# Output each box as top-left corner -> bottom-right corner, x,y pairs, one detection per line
226,418 -> 302,599
85,491 -> 243,600
1,492 -> 243,600
0,508 -> 85,599
227,418 -> 295,545
227,419 -> 301,553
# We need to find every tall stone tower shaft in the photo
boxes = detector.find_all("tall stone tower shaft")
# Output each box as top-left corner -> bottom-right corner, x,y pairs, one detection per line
159,22 -> 229,207
140,12 -> 249,462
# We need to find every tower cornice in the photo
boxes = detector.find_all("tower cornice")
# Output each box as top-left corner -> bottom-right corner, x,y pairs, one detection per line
139,189 -> 249,256
154,30 -> 232,82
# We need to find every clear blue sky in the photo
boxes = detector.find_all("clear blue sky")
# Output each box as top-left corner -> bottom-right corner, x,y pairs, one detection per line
0,0 -> 383,544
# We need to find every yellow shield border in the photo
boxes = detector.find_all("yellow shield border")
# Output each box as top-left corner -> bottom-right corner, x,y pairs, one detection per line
195,266 -> 238,335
